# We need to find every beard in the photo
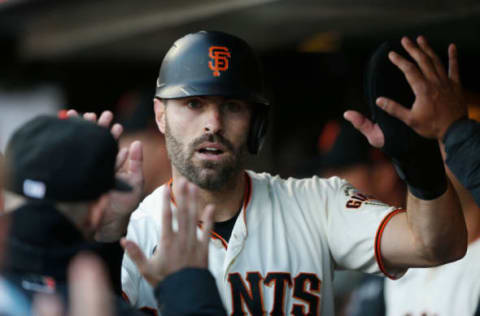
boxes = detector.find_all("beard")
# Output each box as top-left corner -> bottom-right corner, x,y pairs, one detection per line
164,117 -> 248,191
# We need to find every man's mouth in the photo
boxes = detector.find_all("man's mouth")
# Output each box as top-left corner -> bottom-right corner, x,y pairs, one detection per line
198,147 -> 224,155
195,143 -> 228,160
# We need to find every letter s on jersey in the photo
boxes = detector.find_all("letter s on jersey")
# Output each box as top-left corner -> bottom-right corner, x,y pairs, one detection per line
227,272 -> 321,316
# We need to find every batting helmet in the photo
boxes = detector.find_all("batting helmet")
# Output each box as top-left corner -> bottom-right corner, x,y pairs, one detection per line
155,30 -> 269,154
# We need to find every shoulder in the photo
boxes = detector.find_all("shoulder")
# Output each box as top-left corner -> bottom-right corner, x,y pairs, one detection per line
247,170 -> 348,196
130,184 -> 168,221
126,184 -> 169,242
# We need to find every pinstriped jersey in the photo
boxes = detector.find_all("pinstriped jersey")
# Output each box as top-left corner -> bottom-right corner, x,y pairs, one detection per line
121,171 -> 400,315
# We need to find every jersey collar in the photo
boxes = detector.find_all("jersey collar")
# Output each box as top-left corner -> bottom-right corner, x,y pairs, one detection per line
167,172 -> 252,249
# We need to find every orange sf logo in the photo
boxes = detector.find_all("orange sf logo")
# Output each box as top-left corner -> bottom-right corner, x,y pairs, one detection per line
208,46 -> 231,77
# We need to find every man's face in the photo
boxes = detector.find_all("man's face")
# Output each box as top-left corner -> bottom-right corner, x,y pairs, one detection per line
155,96 -> 251,191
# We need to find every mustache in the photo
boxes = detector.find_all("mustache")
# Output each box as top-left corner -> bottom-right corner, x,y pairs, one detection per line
190,134 -> 235,152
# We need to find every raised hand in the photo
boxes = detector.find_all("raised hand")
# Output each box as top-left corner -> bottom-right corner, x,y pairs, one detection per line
374,36 -> 467,140
66,110 -> 145,242
121,179 -> 215,287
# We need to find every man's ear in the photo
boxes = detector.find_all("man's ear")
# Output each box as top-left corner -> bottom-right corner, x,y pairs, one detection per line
87,194 -> 110,232
153,98 -> 166,134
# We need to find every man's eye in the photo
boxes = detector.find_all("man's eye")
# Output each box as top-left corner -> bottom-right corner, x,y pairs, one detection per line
224,101 -> 244,113
186,99 -> 202,109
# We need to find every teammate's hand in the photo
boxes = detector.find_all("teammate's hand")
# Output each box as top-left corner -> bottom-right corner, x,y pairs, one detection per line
32,253 -> 113,316
66,110 -> 145,242
121,179 -> 215,287
68,253 -> 113,316
373,36 -> 467,140
343,110 -> 385,148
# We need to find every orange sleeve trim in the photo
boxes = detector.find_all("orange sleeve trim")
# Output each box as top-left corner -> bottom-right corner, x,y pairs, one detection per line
374,208 -> 406,280
121,291 -> 131,304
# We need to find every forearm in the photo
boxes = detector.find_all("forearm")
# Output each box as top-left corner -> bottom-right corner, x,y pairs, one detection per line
382,180 -> 466,271
95,213 -> 132,242
405,180 -> 466,264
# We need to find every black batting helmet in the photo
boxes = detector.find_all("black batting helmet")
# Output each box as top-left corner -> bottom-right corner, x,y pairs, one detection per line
155,30 -> 269,154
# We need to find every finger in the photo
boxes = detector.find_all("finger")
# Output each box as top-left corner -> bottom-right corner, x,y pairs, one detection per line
66,109 -> 79,117
176,179 -> 189,246
401,36 -> 439,82
161,186 -> 174,241
198,204 -> 214,267
186,184 -> 198,248
416,36 -> 448,81
121,238 -> 149,274
115,147 -> 129,171
388,51 -> 426,96
448,43 -> 461,85
376,97 -> 411,124
32,294 -> 64,316
83,112 -> 97,123
127,141 -> 144,186
68,253 -> 113,316
343,110 -> 375,134
343,110 -> 385,148
97,111 -> 114,128
111,123 -> 123,140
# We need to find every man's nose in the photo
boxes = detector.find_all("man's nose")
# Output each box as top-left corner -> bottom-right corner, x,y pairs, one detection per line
203,106 -> 223,134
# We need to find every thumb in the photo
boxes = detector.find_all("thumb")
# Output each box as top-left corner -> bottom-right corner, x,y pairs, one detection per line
343,110 -> 385,148
121,238 -> 148,272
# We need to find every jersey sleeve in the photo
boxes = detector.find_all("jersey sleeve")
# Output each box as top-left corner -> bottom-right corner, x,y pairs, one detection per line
322,177 -> 404,279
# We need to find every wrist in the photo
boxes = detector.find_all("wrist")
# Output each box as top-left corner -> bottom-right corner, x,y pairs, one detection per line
441,115 -> 470,143
94,214 -> 131,242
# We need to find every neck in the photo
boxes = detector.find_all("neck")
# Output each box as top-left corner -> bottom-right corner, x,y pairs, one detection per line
171,168 -> 246,222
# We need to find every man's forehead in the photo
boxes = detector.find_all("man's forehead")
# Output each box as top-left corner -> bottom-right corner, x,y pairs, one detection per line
176,95 -> 250,104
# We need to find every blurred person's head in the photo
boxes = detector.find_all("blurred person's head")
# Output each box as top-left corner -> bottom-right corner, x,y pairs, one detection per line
314,120 -> 405,207
116,89 -> 171,195
3,116 -> 131,240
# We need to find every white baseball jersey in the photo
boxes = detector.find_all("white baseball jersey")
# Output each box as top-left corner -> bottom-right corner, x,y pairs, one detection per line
385,238 -> 480,316
122,171 -> 404,315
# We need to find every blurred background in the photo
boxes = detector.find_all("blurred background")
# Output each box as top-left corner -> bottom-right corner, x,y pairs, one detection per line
1,0 -> 480,180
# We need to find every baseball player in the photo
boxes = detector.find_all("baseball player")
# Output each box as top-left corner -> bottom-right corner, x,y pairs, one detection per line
120,31 -> 466,315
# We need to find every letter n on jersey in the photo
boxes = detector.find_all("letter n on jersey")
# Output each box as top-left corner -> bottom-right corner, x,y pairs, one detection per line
227,271 -> 321,316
